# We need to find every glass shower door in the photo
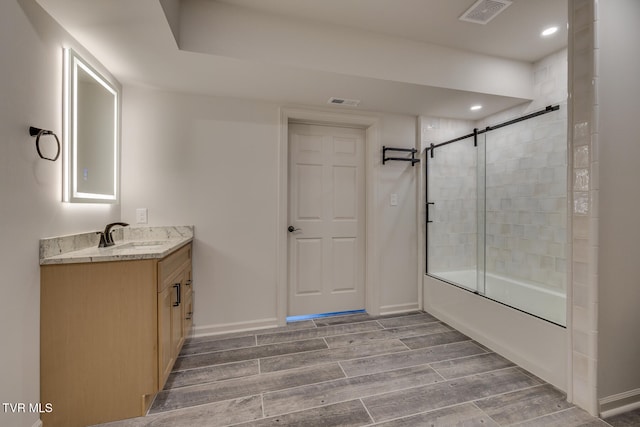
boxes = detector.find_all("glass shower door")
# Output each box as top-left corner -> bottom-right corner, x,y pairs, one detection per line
482,109 -> 567,325
426,136 -> 483,293
425,105 -> 567,326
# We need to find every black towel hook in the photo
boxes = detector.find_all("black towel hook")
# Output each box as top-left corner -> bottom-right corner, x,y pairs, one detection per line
29,126 -> 61,162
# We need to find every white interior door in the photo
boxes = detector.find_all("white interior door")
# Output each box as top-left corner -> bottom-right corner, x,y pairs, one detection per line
288,123 -> 366,316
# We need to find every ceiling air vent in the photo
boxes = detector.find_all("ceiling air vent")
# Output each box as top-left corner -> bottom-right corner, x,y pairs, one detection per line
328,97 -> 360,107
459,0 -> 513,25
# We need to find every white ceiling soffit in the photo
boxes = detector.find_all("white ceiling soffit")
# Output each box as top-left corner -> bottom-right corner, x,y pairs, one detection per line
32,0 -> 569,119
177,0 -> 533,100
215,0 -> 567,63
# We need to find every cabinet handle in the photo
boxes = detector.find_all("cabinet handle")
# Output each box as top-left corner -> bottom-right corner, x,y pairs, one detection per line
186,311 -> 193,320
173,283 -> 181,307
185,279 -> 192,287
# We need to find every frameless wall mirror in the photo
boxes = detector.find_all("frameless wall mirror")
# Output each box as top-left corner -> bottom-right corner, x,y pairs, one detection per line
64,48 -> 120,203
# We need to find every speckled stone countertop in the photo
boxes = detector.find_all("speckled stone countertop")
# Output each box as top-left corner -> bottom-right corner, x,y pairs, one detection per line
39,226 -> 193,265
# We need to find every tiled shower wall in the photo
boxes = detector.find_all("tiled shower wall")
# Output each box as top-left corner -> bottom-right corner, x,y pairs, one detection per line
481,106 -> 567,291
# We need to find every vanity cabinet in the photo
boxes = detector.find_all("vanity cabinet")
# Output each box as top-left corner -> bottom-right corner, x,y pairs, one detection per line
40,243 -> 193,427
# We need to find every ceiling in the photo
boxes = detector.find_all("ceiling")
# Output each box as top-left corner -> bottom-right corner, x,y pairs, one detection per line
217,0 -> 567,63
34,0 -> 567,120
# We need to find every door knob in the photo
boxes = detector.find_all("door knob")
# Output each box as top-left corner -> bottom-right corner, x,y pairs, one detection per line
288,226 -> 301,233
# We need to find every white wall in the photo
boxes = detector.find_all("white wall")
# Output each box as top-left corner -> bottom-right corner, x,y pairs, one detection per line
597,0 -> 640,407
377,114 -> 419,313
121,86 -> 419,334
0,1 -> 120,426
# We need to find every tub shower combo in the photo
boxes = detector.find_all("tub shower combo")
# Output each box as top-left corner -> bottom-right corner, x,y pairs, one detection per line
425,105 -> 567,327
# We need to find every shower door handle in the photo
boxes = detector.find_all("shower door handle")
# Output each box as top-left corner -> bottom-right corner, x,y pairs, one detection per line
426,202 -> 434,223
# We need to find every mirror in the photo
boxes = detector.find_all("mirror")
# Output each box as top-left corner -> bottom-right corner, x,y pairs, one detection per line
64,49 -> 119,203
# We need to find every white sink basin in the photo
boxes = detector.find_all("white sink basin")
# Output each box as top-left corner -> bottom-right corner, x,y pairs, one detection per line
116,241 -> 167,251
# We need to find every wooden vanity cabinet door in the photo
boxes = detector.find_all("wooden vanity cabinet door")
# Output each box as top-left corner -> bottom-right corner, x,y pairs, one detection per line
157,279 -> 174,390
158,266 -> 185,390
157,243 -> 192,390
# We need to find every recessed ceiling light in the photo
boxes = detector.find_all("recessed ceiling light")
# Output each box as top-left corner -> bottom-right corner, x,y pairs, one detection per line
470,105 -> 483,111
541,26 -> 558,37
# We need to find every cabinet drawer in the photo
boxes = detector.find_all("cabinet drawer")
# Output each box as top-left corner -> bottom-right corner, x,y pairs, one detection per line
158,243 -> 191,292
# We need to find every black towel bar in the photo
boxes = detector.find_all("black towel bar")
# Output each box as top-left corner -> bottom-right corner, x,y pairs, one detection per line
382,146 -> 420,166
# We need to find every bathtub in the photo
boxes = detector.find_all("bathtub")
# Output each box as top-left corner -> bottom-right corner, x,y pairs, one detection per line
423,272 -> 568,391
431,269 -> 566,325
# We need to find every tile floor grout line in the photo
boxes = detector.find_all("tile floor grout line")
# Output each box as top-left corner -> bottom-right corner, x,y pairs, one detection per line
428,350 -> 512,371
358,398 -> 376,426
257,340 -> 410,372
360,400 -> 492,426
359,391 -> 541,426
427,363 -> 448,383
148,393 -> 265,419
259,321 -> 447,347
319,339 -> 481,371
430,365 -> 537,384
258,398 -> 373,426
501,406 -> 580,426
401,337 -> 474,351
471,401 -> 504,426
256,322 -> 377,339
333,339 -> 479,368
176,337 -> 328,360
257,324 -> 385,346
263,395 -> 403,422
185,324 -> 319,347
169,358 -> 258,375
159,361 -> 343,397
336,360 -> 348,378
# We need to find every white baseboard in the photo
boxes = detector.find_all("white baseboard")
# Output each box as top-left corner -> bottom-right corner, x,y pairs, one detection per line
193,317 -> 279,338
379,302 -> 421,316
600,388 -> 640,418
32,419 -> 43,427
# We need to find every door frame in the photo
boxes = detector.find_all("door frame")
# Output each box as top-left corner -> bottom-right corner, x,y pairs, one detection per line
277,107 -> 382,325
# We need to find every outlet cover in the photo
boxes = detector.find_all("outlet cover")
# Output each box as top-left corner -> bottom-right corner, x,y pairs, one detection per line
136,208 -> 148,224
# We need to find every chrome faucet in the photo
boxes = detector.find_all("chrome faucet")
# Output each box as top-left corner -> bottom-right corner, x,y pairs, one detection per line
98,222 -> 129,248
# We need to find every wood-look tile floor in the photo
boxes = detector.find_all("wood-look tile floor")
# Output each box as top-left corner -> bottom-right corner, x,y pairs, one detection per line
94,311 -> 637,427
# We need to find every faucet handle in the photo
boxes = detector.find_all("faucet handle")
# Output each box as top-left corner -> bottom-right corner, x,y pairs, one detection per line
103,222 -> 129,246
96,232 -> 109,248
